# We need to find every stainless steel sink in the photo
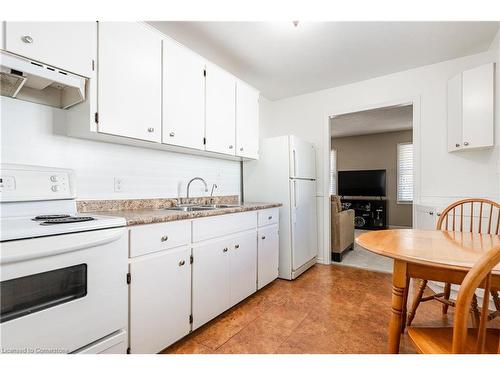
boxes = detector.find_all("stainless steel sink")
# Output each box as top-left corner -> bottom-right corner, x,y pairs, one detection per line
196,204 -> 240,209
167,204 -> 241,212
167,205 -> 216,212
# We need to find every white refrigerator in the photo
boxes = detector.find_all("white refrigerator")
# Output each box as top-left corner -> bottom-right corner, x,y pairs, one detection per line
243,135 -> 318,280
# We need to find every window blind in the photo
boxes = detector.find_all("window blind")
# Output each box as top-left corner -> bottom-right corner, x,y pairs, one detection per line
397,143 -> 413,203
330,149 -> 337,195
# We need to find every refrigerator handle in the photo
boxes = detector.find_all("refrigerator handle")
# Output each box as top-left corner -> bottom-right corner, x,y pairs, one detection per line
293,180 -> 298,208
292,149 -> 297,177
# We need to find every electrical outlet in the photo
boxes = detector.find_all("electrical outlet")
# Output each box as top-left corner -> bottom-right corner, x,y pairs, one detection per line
114,177 -> 123,192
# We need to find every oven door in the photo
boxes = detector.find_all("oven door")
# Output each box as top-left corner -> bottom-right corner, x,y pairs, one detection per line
0,227 -> 127,354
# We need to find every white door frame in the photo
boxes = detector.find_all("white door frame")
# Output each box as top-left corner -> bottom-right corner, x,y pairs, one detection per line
321,96 -> 421,264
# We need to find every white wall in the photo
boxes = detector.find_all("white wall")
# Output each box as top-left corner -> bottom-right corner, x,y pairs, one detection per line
261,48 -> 500,263
0,97 -> 241,200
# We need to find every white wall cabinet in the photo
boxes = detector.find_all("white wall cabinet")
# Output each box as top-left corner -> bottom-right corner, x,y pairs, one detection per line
162,38 -> 206,150
236,80 -> 260,159
4,22 -> 96,77
97,22 -> 162,142
205,63 -> 236,155
447,62 -> 494,152
129,246 -> 191,354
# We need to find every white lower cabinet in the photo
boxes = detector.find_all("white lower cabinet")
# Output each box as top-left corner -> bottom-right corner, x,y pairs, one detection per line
128,209 -> 278,352
129,246 -> 191,354
257,224 -> 279,289
192,230 -> 257,329
192,237 -> 231,330
229,231 -> 258,306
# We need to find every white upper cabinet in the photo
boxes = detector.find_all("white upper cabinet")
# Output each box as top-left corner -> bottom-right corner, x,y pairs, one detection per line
236,80 -> 260,159
4,22 -> 96,77
205,62 -> 236,155
97,22 -> 162,142
162,38 -> 206,150
447,62 -> 494,152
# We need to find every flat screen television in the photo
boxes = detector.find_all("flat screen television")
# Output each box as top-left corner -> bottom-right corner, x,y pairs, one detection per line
337,169 -> 386,197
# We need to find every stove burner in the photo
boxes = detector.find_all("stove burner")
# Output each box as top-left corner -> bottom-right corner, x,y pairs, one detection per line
40,216 -> 96,225
33,214 -> 71,221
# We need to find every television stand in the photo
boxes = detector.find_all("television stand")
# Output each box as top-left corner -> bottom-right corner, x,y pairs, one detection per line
340,197 -> 387,230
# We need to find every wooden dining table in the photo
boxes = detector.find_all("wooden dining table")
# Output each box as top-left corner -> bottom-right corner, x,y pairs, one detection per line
356,229 -> 500,354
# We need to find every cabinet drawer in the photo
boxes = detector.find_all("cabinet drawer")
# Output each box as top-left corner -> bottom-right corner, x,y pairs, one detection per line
130,220 -> 191,257
258,208 -> 279,227
192,212 -> 257,242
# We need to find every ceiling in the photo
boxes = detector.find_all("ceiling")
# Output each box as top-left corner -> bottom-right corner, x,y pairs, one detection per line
148,21 -> 499,100
330,104 -> 412,138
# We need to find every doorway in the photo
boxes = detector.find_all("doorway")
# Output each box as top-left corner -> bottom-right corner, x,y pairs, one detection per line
329,104 -> 414,273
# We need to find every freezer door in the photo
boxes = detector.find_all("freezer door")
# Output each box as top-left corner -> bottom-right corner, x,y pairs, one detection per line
289,135 -> 316,179
290,179 -> 318,270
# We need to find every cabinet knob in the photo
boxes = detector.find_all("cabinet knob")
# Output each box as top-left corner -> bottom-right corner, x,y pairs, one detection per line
429,212 -> 434,216
229,145 -> 234,149
161,235 -> 168,242
240,147 -> 244,151
21,35 -> 33,44
235,244 -> 240,249
455,143 -> 460,148
463,141 -> 469,146
261,236 -> 266,240
268,216 -> 272,220
147,127 -> 155,133
169,132 -> 175,137
179,260 -> 186,266
223,247 -> 228,253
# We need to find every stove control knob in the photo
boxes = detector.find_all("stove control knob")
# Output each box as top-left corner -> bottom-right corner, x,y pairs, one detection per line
50,175 -> 59,182
51,185 -> 61,192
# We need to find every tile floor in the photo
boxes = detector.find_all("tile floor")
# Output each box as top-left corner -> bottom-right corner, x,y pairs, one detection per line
161,264 -> 465,354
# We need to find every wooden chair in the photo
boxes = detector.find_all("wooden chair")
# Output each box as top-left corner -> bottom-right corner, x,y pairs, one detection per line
407,245 -> 500,353
407,198 -> 500,327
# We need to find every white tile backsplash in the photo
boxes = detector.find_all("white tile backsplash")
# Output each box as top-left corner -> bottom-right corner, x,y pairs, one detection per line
0,97 -> 241,200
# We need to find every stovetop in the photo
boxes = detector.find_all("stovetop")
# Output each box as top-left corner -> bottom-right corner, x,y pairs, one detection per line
0,214 -> 126,242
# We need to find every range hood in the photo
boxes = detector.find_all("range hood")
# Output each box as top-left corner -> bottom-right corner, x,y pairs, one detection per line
0,51 -> 87,109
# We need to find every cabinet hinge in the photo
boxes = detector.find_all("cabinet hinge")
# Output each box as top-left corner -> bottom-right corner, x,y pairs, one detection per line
203,137 -> 206,145
189,315 -> 193,324
94,112 -> 99,124
203,69 -> 206,77
126,272 -> 131,284
126,347 -> 131,354
190,255 -> 194,264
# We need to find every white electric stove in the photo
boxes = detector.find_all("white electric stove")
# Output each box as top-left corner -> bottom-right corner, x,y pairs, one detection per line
0,164 -> 128,354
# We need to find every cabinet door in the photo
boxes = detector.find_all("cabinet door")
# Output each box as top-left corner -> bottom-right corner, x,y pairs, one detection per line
236,81 -> 259,159
257,225 -> 279,289
97,22 -> 161,142
205,63 -> 236,155
447,73 -> 463,152
229,231 -> 257,306
129,246 -> 191,354
192,238 -> 230,330
5,22 -> 96,77
162,38 -> 205,149
462,63 -> 494,149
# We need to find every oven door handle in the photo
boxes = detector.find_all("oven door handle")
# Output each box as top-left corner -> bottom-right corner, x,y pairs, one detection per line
0,227 -> 125,265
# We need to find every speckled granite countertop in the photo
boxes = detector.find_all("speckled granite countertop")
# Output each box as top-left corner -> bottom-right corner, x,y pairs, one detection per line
78,197 -> 281,226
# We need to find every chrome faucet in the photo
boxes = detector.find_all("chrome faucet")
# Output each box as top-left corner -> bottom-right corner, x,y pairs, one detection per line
186,177 -> 208,199
210,184 -> 218,202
